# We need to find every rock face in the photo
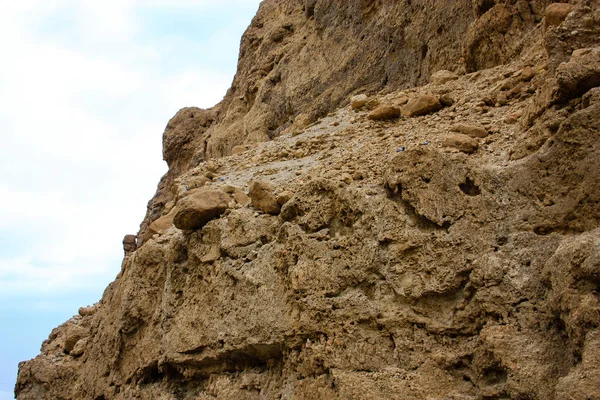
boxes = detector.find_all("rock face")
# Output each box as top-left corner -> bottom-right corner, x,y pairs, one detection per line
136,0 -> 565,245
16,1 -> 600,400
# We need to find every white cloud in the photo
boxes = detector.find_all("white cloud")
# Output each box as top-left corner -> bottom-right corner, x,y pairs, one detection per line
0,0 -> 260,298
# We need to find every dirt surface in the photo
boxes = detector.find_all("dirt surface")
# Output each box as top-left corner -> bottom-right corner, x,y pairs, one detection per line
16,1 -> 600,399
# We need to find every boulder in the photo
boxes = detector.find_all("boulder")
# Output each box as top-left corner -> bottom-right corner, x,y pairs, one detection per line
545,3 -> 572,27
520,66 -> 535,82
368,105 -> 402,120
122,235 -> 137,252
148,208 -> 176,236
439,93 -> 455,106
70,338 -> 87,357
431,70 -> 459,85
402,94 -> 442,117
442,134 -> 479,154
173,188 -> 230,230
350,94 -> 368,110
64,325 -> 87,354
249,180 -> 281,214
450,123 -> 488,138
277,191 -> 293,206
233,189 -> 251,205
78,306 -> 96,317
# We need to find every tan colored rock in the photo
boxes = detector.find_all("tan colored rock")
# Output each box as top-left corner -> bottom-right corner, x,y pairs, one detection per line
16,4 -> 600,400
431,70 -> 459,85
442,133 -> 479,154
78,306 -> 96,317
173,188 -> 230,230
439,93 -> 455,106
350,94 -> 368,110
63,326 -> 87,354
402,94 -> 442,117
450,123 -> 488,138
232,189 -> 251,205
70,338 -> 87,357
545,3 -> 572,27
294,113 -> 312,130
520,66 -> 535,82
231,144 -> 254,155
122,234 -> 137,252
367,105 -> 402,120
276,191 -> 293,206
393,95 -> 409,106
148,208 -> 176,236
364,97 -> 380,110
496,92 -> 508,106
340,173 -> 353,184
248,180 -> 281,214
505,111 -> 522,124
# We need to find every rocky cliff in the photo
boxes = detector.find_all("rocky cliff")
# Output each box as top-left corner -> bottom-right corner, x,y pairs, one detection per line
16,1 -> 600,399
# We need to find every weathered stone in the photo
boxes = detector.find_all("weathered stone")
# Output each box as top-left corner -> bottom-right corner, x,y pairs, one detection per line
393,95 -> 409,106
367,105 -> 402,120
402,94 -> 442,117
340,173 -> 353,184
350,94 -> 368,110
505,111 -> 522,124
16,3 -> 600,400
78,306 -> 96,317
122,234 -> 137,252
231,144 -> 254,155
70,338 -> 87,357
294,113 -> 312,130
248,180 -> 281,214
431,70 -> 459,85
63,326 -> 87,354
520,66 -> 535,82
439,93 -> 455,106
173,188 -> 230,230
232,189 -> 251,205
451,123 -> 488,138
545,3 -> 572,27
276,191 -> 293,206
148,208 -> 176,236
442,133 -> 479,154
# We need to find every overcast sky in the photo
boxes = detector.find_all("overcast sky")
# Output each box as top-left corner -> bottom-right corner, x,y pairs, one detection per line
0,1 -> 261,397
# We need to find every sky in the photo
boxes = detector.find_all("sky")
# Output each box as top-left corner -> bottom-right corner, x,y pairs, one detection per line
0,1 -> 261,397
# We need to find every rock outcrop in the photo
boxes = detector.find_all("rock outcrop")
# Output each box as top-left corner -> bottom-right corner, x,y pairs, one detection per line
137,0 -> 567,246
16,1 -> 600,399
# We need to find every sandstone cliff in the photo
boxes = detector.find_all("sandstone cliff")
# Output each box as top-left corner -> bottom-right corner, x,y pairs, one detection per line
16,1 -> 600,399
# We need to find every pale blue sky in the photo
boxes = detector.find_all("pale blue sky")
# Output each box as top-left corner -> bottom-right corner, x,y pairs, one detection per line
0,1 -> 261,397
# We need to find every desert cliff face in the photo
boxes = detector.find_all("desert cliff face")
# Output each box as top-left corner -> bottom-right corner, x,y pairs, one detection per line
16,1 -> 600,399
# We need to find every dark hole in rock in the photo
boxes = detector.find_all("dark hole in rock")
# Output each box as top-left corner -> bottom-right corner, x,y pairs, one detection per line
476,0 -> 496,16
460,178 -> 481,196
534,226 -> 551,235
421,43 -> 429,58
482,363 -> 508,385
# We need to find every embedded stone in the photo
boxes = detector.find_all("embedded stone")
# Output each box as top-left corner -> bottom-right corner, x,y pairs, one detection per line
173,188 -> 230,230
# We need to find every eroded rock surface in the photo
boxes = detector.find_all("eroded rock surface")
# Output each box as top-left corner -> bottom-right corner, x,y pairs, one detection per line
16,1 -> 600,399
